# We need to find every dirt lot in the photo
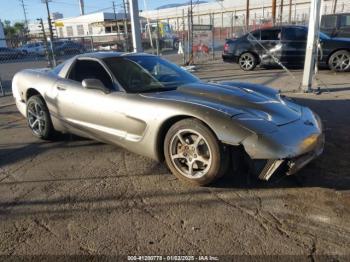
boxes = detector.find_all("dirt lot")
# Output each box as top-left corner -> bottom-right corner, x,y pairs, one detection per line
0,59 -> 350,258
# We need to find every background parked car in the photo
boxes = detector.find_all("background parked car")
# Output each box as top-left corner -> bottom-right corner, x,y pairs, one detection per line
18,42 -> 46,56
222,25 -> 350,72
321,13 -> 350,38
53,40 -> 86,56
0,47 -> 24,61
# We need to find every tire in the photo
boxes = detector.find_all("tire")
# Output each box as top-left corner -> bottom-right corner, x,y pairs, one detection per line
26,95 -> 55,140
328,50 -> 350,72
164,118 -> 227,186
239,52 -> 257,71
173,40 -> 179,50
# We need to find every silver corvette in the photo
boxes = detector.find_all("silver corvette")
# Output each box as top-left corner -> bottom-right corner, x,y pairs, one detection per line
12,52 -> 324,186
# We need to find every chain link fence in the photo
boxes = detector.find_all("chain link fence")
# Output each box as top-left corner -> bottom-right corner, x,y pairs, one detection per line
1,3 -> 350,96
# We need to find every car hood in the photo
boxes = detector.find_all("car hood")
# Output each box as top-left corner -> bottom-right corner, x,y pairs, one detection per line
143,82 -> 301,126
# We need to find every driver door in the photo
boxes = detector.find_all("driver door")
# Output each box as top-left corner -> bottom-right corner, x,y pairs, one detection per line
259,28 -> 282,66
53,59 -> 127,143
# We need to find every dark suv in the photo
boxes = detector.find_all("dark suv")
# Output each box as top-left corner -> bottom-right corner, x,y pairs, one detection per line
222,25 -> 350,72
321,13 -> 350,38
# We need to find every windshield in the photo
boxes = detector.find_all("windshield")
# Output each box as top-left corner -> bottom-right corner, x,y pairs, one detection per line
104,56 -> 199,93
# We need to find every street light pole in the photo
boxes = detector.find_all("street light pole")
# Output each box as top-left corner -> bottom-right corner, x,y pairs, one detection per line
128,0 -> 143,52
302,0 -> 321,92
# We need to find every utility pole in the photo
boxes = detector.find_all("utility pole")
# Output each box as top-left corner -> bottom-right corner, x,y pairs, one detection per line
332,0 -> 338,14
279,0 -> 284,24
42,0 -> 54,42
191,0 -> 194,62
142,0 -> 154,54
128,0 -> 142,52
78,0 -> 85,15
42,0 -> 56,67
37,18 -> 51,67
246,0 -> 250,30
187,0 -> 194,65
182,9 -> 186,64
302,0 -> 321,92
272,0 -> 277,25
122,0 -> 129,51
187,8 -> 191,64
19,0 -> 29,33
288,0 -> 292,24
112,1 -> 120,34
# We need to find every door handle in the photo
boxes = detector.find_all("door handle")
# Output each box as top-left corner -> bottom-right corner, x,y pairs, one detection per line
57,86 -> 66,91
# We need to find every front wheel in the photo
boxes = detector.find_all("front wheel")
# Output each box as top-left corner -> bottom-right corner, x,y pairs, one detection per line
328,50 -> 350,72
164,118 -> 227,186
26,95 -> 55,140
239,52 -> 257,71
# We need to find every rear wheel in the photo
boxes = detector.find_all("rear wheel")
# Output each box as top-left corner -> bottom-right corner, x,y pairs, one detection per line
26,95 -> 55,140
164,118 -> 227,186
173,40 -> 179,50
239,52 -> 257,71
328,50 -> 350,72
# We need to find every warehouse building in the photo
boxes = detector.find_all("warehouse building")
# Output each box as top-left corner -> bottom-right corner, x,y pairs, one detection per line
140,0 -> 350,30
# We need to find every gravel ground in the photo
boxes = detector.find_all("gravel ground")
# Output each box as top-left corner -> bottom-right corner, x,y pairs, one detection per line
0,58 -> 350,258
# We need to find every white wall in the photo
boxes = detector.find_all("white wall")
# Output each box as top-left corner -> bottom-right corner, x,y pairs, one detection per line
0,20 -> 6,47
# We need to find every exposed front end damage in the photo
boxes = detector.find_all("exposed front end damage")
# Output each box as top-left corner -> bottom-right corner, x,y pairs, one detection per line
256,132 -> 324,180
236,107 -> 324,181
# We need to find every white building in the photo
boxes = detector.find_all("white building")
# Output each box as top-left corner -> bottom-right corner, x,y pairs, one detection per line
140,0 -> 350,30
0,20 -> 6,47
28,20 -> 51,38
54,12 -> 130,38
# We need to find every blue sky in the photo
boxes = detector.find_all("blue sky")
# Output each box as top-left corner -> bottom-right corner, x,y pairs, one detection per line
0,0 -> 205,24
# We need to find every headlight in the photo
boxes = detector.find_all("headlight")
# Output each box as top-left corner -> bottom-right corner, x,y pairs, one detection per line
300,134 -> 319,151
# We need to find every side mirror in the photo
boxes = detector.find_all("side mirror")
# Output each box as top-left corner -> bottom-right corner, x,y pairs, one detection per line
82,79 -> 110,94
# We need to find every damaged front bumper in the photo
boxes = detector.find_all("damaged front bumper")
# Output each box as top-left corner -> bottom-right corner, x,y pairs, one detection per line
258,132 -> 325,181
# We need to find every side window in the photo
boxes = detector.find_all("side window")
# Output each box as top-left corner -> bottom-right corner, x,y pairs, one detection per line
261,29 -> 281,40
68,60 -> 113,89
340,15 -> 350,27
247,30 -> 260,41
282,28 -> 307,41
321,15 -> 337,28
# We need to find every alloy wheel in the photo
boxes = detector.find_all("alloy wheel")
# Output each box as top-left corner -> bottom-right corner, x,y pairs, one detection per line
330,52 -> 350,72
27,101 -> 46,136
169,129 -> 212,179
239,53 -> 255,70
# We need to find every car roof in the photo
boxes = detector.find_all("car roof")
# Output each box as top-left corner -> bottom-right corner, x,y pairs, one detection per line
76,51 -> 156,60
323,12 -> 350,16
252,25 -> 307,32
